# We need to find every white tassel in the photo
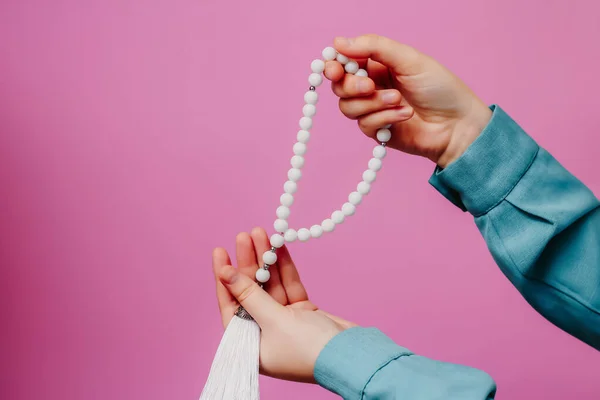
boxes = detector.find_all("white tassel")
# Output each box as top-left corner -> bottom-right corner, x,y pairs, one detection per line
200,307 -> 261,400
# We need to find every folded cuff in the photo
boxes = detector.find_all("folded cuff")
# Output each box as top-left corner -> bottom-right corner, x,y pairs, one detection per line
429,105 -> 539,216
314,327 -> 412,400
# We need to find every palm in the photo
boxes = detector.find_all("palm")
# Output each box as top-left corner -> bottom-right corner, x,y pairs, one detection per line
212,228 -> 349,382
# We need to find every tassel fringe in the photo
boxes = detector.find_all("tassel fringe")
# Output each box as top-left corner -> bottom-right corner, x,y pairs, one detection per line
200,311 -> 260,400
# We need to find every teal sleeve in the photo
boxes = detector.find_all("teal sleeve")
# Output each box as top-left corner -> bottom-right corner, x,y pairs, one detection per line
429,105 -> 600,350
314,105 -> 599,399
314,327 -> 496,400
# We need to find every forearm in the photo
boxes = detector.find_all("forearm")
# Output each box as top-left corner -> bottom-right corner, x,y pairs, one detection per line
430,105 -> 600,350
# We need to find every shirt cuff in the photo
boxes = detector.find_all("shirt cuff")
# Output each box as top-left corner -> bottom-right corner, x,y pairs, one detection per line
314,327 -> 412,400
429,105 -> 539,216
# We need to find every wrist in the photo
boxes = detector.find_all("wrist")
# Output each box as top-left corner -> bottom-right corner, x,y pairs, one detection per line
437,100 -> 492,168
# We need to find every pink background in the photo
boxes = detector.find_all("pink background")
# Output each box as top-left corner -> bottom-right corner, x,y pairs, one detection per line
1,0 -> 598,399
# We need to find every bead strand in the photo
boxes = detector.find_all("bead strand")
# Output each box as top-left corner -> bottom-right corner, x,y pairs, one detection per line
255,47 -> 392,284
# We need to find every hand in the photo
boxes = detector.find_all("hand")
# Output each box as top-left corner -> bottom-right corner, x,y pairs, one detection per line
325,34 -> 492,168
212,228 -> 357,383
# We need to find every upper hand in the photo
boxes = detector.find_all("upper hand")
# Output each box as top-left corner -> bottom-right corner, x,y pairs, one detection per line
325,34 -> 492,168
212,228 -> 356,383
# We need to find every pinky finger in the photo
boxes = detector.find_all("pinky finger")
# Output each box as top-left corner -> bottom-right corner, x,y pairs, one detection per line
357,107 -> 414,138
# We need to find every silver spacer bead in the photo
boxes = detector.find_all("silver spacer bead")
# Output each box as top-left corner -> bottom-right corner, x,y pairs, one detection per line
270,246 -> 277,252
381,142 -> 387,147
309,86 -> 316,91
234,306 -> 254,321
263,264 -> 270,270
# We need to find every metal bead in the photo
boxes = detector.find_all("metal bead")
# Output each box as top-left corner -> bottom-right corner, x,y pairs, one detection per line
381,142 -> 387,147
309,86 -> 316,91
270,246 -> 277,252
263,264 -> 270,270
234,306 -> 254,321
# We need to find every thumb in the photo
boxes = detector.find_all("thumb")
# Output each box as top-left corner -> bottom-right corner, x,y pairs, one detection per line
333,34 -> 422,75
218,265 -> 285,326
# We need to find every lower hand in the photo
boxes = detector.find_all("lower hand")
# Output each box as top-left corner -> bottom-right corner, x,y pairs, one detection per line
325,34 -> 492,168
212,228 -> 357,383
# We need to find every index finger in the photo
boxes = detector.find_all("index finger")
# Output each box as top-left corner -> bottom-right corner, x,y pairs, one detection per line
324,60 -> 345,82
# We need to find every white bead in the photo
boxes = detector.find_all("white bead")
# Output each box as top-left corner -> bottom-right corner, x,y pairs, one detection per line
357,181 -> 371,195
288,168 -> 302,181
368,158 -> 383,172
373,145 -> 387,159
276,205 -> 290,219
297,228 -> 311,242
321,219 -> 335,232
297,130 -> 310,144
376,128 -> 392,143
356,69 -> 368,77
345,61 -> 359,74
263,250 -> 277,265
331,210 -> 345,224
311,59 -> 325,73
322,47 -> 337,61
349,191 -> 362,205
302,104 -> 316,118
284,229 -> 298,242
299,117 -> 313,130
304,90 -> 318,104
293,142 -> 307,155
256,268 -> 270,283
342,202 -> 356,216
308,73 -> 323,87
336,53 -> 349,64
270,234 -> 285,248
362,169 -> 377,183
291,155 -> 305,169
280,193 -> 294,206
274,219 -> 289,233
284,180 -> 297,194
310,224 -> 323,238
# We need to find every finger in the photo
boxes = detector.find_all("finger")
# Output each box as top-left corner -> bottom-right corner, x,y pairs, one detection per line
324,61 -> 344,82
212,248 -> 237,327
334,34 -> 422,75
331,74 -> 375,99
235,232 -> 258,278
277,245 -> 309,303
218,264 -> 286,326
339,89 -> 402,120
323,57 -> 368,80
251,227 -> 288,304
358,107 -> 414,138
366,59 -> 395,89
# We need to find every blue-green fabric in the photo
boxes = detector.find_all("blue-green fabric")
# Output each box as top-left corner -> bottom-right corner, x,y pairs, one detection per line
314,105 -> 599,399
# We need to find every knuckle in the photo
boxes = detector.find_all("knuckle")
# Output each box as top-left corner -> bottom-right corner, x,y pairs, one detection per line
339,100 -> 357,119
364,33 -> 380,47
358,118 -> 375,137
331,81 -> 343,97
357,118 -> 368,131
237,283 -> 257,304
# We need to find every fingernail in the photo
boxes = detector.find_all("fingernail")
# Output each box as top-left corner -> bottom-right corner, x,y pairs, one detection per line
220,265 -> 239,285
335,36 -> 353,47
382,91 -> 398,104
